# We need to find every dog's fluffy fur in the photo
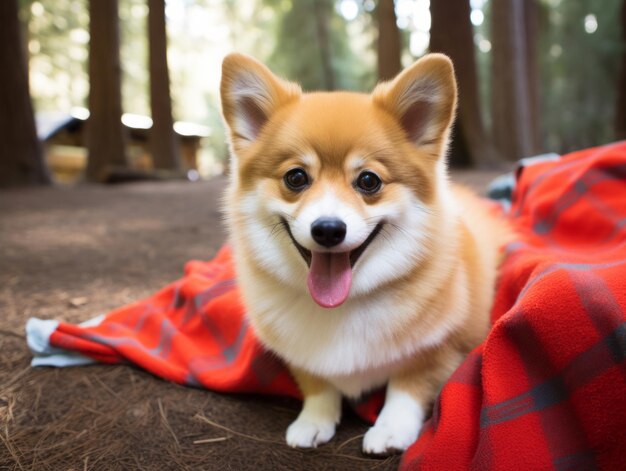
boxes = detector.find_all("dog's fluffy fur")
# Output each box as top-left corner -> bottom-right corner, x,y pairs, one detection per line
220,53 -> 508,454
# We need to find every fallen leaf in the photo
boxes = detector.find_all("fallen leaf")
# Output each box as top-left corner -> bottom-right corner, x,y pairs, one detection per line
69,297 -> 88,308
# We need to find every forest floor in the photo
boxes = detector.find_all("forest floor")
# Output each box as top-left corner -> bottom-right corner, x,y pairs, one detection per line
0,169 -> 503,471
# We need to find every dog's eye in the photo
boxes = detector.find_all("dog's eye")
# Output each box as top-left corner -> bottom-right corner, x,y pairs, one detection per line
355,171 -> 382,194
284,168 -> 309,192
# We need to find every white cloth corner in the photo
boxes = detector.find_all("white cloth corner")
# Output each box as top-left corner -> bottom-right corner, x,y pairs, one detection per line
26,315 -> 105,368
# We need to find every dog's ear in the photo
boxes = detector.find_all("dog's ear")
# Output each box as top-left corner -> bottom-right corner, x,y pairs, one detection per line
372,54 -> 457,158
221,53 -> 301,152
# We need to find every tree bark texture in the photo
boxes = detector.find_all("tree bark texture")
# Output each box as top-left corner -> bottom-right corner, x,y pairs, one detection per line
616,0 -> 626,140
0,0 -> 50,187
524,0 -> 541,151
312,0 -> 336,90
148,0 -> 181,170
86,0 -> 128,182
377,0 -> 402,82
430,0 -> 499,167
491,0 -> 539,161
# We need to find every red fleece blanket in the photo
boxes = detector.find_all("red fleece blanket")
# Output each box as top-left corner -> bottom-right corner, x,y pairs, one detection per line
35,142 -> 626,469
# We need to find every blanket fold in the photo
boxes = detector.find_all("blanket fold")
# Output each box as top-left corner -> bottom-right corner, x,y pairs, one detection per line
27,141 -> 626,470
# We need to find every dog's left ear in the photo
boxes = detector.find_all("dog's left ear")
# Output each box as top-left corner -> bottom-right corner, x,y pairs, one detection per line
372,54 -> 457,158
221,53 -> 301,153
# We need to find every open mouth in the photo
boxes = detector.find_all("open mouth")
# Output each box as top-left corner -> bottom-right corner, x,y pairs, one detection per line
280,218 -> 384,268
280,218 -> 384,308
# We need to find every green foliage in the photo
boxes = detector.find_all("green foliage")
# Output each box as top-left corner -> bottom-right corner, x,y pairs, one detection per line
475,0 -> 623,154
20,0 -> 626,167
119,0 -> 149,116
473,1 -> 493,132
539,0 -> 624,152
263,0 -> 369,91
21,0 -> 89,112
21,0 -> 150,116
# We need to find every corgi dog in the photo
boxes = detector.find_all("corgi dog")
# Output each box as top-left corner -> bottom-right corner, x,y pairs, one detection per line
220,53 -> 507,455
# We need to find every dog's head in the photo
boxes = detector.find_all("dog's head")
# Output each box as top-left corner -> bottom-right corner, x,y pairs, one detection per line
221,54 -> 457,308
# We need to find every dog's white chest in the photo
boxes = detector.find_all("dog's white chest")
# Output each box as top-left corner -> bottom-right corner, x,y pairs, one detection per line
325,366 -> 397,398
243,277 -> 446,398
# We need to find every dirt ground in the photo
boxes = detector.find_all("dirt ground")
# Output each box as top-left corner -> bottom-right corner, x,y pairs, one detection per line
0,170 -> 503,470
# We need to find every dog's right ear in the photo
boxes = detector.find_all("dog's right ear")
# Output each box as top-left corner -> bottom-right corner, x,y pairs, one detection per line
220,54 -> 301,153
372,54 -> 457,160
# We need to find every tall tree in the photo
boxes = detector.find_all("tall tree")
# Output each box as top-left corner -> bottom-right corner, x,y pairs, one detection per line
491,0 -> 540,161
265,0 -> 361,91
148,0 -> 181,171
377,0 -> 402,81
86,0 -> 128,182
616,0 -> 626,139
524,0 -> 541,150
312,0 -> 336,90
539,0 -> 622,152
0,0 -> 50,187
430,0 -> 499,167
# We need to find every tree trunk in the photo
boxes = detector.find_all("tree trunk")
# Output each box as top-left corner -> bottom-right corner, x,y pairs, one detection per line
148,0 -> 181,171
312,0 -> 335,90
0,0 -> 50,187
430,0 -> 499,167
616,0 -> 626,140
377,0 -> 402,81
491,0 -> 539,161
524,0 -> 541,151
86,0 -> 128,182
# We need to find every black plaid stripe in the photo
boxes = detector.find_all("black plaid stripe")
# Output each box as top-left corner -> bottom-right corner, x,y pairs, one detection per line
532,163 -> 626,235
196,281 -> 240,351
472,148 -> 626,470
513,148 -> 605,217
178,278 -> 237,326
553,451 -> 596,471
180,279 -> 236,327
567,269 -> 626,383
582,191 -> 626,243
513,259 -> 626,310
488,319 -> 626,412
568,270 -> 625,333
84,316 -> 179,360
220,318 -> 248,363
193,279 -> 238,310
169,281 -> 185,309
486,310 -> 587,462
448,351 -> 483,387
480,317 -> 626,467
470,428 -> 494,470
513,143 -> 621,218
184,320 -> 249,386
250,350 -> 285,387
480,308 -> 572,428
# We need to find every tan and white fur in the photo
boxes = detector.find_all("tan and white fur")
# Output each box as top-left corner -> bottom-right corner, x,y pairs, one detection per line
220,53 -> 508,455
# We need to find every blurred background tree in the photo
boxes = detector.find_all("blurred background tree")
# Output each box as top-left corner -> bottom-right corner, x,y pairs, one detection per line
148,0 -> 181,171
538,0 -> 624,152
430,0 -> 499,167
376,0 -> 402,81
0,0 -> 50,186
263,0 -> 367,91
490,0 -> 540,162
3,0 -> 625,186
617,0 -> 626,140
86,0 -> 129,181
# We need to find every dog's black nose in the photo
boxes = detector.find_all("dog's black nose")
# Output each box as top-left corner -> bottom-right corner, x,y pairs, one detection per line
311,217 -> 346,247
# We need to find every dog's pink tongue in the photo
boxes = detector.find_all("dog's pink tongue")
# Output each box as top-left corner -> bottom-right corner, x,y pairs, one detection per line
307,252 -> 352,308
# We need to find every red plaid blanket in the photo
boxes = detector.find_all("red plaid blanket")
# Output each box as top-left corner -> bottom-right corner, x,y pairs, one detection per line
28,141 -> 626,469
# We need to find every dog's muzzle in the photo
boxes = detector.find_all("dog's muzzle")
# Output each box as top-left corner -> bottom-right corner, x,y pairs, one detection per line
280,218 -> 383,268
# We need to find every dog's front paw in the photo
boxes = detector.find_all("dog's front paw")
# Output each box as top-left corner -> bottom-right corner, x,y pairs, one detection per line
362,418 -> 420,455
363,389 -> 424,455
286,416 -> 336,448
